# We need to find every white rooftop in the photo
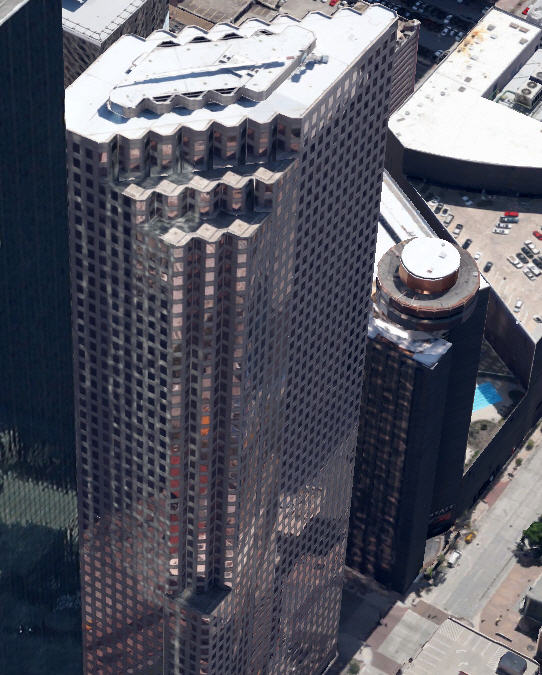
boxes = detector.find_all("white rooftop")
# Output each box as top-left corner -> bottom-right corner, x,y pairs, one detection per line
65,7 -> 397,142
401,239 -> 460,281
108,26 -> 316,117
374,172 -> 435,280
62,0 -> 152,43
389,8 -> 542,170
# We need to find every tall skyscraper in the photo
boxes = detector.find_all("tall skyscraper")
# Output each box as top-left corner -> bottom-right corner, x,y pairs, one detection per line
347,238 -> 486,592
65,7 -> 397,674
62,0 -> 169,87
0,0 -> 79,671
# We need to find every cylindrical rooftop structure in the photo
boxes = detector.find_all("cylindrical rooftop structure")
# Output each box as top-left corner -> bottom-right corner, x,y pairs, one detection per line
376,237 -> 480,332
399,239 -> 460,293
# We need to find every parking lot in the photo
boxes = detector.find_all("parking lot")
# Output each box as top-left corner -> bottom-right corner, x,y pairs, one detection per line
414,181 -> 542,336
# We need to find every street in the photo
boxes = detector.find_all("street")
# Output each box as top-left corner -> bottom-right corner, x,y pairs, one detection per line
418,432 -> 542,623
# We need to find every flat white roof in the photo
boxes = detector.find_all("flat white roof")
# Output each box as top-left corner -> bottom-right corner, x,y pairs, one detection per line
374,172 -> 436,279
401,239 -> 460,280
62,0 -> 152,43
65,7 -> 396,142
389,8 -> 542,169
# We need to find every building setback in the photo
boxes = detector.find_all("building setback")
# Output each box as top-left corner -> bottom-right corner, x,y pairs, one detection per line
348,238 -> 486,593
62,0 -> 169,87
65,7 -> 397,674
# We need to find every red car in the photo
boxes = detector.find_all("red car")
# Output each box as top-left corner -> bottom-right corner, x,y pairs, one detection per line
505,211 -> 519,217
330,0 -> 339,5
522,7 -> 530,15
534,231 -> 542,241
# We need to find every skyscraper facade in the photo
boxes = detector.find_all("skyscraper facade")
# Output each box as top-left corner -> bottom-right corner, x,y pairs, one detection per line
66,8 -> 397,673
347,238 -> 486,592
62,0 -> 169,87
0,0 -> 79,671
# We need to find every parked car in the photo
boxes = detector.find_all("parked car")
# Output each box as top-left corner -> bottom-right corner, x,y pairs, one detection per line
521,246 -> 534,258
483,261 -> 493,273
533,231 -> 542,241
497,222 -> 511,229
474,252 -> 481,261
435,202 -> 443,214
448,551 -> 461,567
493,228 -> 509,235
533,258 -> 542,270
530,265 -> 541,277
504,211 -> 519,217
507,255 -> 522,267
514,299 -> 524,312
452,223 -> 463,237
518,252 -> 529,264
534,315 -> 542,323
462,238 -> 472,249
444,213 -> 454,225
524,269 -> 536,280
330,0 -> 339,6
500,216 -> 519,223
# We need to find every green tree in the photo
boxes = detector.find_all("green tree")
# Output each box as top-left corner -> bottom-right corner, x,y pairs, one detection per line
523,520 -> 542,553
348,662 -> 360,674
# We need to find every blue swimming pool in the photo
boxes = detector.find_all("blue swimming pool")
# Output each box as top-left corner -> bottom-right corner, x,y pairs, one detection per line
472,382 -> 502,413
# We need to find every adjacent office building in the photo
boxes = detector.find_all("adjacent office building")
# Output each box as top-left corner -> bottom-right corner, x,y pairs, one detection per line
65,6 -> 397,673
62,0 -> 169,87
0,0 -> 79,671
347,238 -> 486,592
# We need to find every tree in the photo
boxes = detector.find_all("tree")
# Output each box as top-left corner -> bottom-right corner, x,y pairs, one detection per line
522,520 -> 542,553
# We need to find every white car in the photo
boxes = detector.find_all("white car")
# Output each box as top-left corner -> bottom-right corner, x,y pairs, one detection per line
448,551 -> 461,567
507,255 -> 519,266
493,228 -> 509,235
474,252 -> 481,261
530,265 -> 541,277
514,299 -> 523,312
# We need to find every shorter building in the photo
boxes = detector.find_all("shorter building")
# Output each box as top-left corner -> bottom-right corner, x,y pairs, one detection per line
402,618 -> 540,675
389,16 -> 419,113
347,232 -> 487,593
388,7 -> 542,195
62,0 -> 169,86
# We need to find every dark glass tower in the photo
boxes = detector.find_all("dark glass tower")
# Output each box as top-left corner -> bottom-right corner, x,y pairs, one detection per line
0,1 -> 79,672
347,238 -> 487,593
